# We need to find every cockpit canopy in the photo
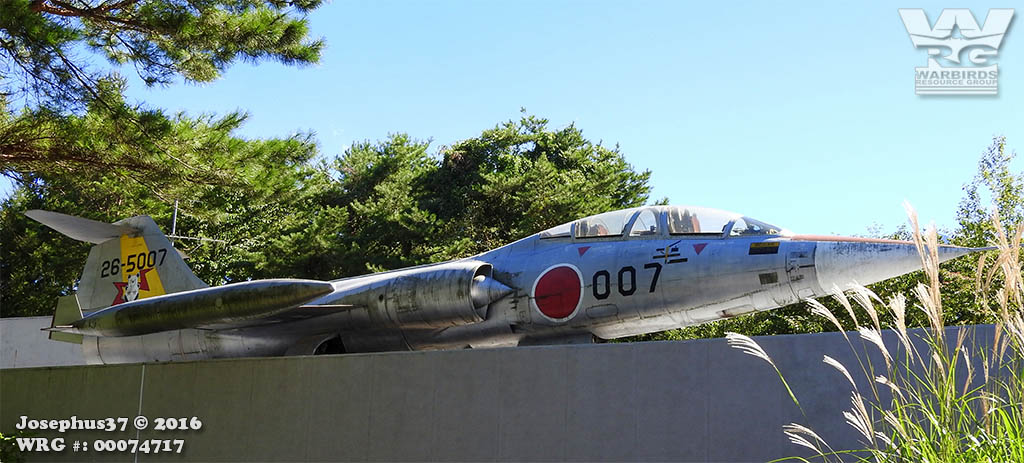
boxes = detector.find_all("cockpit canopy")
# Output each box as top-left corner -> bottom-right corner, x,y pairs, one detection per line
538,206 -> 789,239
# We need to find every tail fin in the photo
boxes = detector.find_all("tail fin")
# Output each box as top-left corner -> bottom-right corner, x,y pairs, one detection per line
26,210 -> 208,313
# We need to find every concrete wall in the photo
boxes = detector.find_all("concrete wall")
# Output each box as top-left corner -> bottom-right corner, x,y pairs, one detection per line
0,325 -> 996,462
1,316 -> 84,369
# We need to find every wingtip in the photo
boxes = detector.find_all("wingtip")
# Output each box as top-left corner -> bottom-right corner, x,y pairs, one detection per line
24,209 -> 46,220
24,210 -> 138,244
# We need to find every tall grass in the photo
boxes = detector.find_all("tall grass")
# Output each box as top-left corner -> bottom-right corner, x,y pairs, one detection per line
728,205 -> 1024,463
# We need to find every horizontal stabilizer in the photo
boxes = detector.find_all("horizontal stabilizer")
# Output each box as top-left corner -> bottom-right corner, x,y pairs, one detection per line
26,210 -> 138,244
48,295 -> 84,343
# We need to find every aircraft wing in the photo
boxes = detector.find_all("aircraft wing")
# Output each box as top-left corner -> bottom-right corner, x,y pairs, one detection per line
236,260 -> 514,332
59,260 -> 512,337
192,303 -> 357,329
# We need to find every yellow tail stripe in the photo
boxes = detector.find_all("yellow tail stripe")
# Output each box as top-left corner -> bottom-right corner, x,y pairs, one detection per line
119,235 -> 166,300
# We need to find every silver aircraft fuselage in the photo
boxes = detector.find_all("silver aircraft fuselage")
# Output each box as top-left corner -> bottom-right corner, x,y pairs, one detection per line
33,205 -> 986,364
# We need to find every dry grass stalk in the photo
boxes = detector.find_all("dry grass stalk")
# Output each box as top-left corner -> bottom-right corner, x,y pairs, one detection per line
824,355 -> 857,391
851,285 -> 883,333
830,284 -> 858,328
727,203 -> 1023,462
859,327 -> 892,369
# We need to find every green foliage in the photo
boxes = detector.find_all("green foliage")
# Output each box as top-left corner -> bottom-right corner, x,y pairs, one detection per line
3,92 -> 271,194
1,0 -> 323,109
1,113 -> 652,317
320,114 -> 651,275
431,114 -> 650,253
1,0 -> 324,191
1,0 -> 338,316
958,136 -> 1024,246
0,430 -> 28,463
1,105 -> 328,314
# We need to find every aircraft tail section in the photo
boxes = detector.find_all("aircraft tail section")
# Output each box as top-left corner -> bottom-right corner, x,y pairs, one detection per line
49,295 -> 84,343
26,210 -> 208,313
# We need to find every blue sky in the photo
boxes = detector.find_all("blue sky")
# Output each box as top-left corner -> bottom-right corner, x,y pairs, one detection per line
6,1 -> 1021,236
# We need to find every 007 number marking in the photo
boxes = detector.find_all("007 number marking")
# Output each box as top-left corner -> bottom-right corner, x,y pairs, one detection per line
592,262 -> 661,299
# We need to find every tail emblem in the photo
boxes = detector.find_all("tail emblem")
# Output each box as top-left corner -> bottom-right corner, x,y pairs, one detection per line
110,234 -> 167,305
113,268 -> 153,305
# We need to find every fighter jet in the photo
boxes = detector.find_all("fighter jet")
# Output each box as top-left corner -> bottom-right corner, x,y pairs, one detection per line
28,206 -> 989,364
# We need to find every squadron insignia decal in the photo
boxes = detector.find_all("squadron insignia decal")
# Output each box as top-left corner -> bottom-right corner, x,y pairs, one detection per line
109,234 -> 168,304
113,268 -> 152,305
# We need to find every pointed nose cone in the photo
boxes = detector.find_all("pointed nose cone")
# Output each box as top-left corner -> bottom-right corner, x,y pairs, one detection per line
807,237 -> 993,293
471,275 -> 514,309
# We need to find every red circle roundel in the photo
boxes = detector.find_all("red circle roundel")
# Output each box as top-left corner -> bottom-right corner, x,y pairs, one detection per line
532,264 -> 583,320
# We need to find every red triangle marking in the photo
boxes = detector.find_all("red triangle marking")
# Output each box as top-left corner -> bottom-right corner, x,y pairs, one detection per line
112,282 -> 127,305
693,243 -> 707,255
577,246 -> 591,257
